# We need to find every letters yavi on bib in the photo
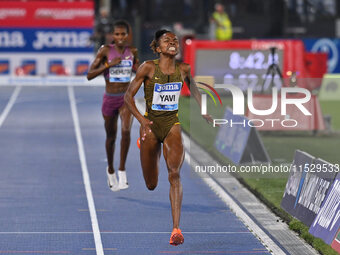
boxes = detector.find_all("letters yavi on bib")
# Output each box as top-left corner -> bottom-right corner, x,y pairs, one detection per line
152,82 -> 182,111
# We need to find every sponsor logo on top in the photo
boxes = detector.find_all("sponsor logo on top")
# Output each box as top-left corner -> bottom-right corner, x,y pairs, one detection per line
33,31 -> 91,50
0,8 -> 26,19
35,9 -> 93,20
0,29 -> 92,51
155,82 -> 181,93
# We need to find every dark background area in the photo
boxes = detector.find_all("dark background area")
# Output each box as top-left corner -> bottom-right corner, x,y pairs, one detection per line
91,0 -> 339,60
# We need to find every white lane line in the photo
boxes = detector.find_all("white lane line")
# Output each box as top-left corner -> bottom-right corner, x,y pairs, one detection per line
0,231 -> 252,234
0,86 -> 21,128
68,86 -> 104,255
183,150 -> 286,255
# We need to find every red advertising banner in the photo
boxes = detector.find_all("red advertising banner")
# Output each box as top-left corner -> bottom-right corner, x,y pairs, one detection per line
0,1 -> 94,28
331,229 -> 340,253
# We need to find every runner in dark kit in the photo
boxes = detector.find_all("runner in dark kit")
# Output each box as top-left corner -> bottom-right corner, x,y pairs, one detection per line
124,30 -> 212,245
87,20 -> 139,191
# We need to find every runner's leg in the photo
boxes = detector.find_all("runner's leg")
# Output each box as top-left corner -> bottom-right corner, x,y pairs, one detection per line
140,127 -> 161,190
103,114 -> 119,174
118,104 -> 134,171
163,124 -> 184,229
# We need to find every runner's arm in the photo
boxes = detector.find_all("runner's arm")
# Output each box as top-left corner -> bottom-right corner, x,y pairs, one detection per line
181,63 -> 213,123
87,46 -> 121,80
181,63 -> 202,108
87,46 -> 108,80
124,61 -> 152,124
131,47 -> 140,72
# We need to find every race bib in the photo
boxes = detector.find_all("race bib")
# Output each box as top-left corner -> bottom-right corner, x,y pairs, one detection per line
152,82 -> 182,111
109,60 -> 133,82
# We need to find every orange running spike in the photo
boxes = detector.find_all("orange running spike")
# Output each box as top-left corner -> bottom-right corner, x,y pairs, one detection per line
137,137 -> 140,149
169,228 -> 184,246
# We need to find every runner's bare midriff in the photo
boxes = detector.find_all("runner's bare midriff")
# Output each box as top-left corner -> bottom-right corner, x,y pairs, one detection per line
105,81 -> 129,94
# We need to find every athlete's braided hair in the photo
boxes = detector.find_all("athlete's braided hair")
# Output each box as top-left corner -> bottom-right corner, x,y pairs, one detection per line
150,29 -> 172,54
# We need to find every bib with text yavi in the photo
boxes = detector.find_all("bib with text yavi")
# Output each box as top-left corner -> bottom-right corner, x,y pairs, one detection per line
109,60 -> 133,82
152,82 -> 182,111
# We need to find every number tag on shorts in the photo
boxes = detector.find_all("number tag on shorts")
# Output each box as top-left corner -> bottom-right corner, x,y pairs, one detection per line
109,60 -> 133,82
152,82 -> 182,111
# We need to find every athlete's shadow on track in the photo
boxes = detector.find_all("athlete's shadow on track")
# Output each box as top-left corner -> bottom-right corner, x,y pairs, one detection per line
116,197 -> 228,214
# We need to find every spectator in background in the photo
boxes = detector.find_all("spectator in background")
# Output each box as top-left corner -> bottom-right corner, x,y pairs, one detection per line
90,7 -> 134,52
111,0 -> 134,19
211,3 -> 232,40
183,0 -> 193,16
90,7 -> 113,51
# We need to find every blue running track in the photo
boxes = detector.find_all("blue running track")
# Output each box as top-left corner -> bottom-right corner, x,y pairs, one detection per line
0,86 -> 271,255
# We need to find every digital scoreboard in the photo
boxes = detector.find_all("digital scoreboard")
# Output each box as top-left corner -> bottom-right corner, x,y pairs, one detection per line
195,49 -> 283,91
182,40 -> 306,94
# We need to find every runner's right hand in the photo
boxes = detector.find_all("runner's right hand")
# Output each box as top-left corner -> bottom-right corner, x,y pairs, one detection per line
141,118 -> 153,141
108,57 -> 122,67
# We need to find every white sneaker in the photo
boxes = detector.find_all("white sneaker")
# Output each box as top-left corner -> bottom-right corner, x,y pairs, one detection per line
118,170 -> 129,190
107,167 -> 120,192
